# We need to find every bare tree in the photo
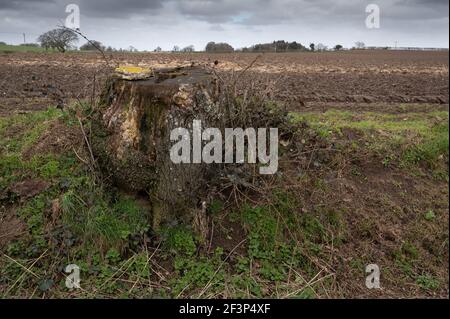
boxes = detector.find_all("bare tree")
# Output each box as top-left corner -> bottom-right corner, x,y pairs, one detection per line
172,45 -> 180,52
37,28 -> 78,52
182,45 -> 195,52
355,41 -> 366,49
316,43 -> 328,51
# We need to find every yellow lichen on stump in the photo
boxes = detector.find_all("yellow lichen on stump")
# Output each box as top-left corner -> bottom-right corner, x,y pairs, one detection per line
115,66 -> 153,80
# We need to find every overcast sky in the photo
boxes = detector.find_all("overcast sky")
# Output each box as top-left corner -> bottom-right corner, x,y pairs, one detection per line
0,0 -> 448,50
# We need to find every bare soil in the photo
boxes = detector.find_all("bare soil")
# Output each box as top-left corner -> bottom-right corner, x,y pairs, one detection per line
0,50 -> 448,116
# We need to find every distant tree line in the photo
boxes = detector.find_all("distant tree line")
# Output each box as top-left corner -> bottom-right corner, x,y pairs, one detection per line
203,40 -> 350,53
205,42 -> 234,52
33,27 -> 368,54
242,40 -> 308,52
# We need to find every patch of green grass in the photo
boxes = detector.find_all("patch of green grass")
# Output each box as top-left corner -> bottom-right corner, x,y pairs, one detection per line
402,123 -> 449,168
424,210 -> 436,221
349,258 -> 365,272
241,205 -> 278,260
5,154 -> 150,258
163,226 -> 197,257
61,186 -> 150,249
27,154 -> 76,179
162,225 -> 225,297
1,107 -> 149,256
394,241 -> 420,277
208,199 -> 224,215
160,189 -> 340,297
401,241 -> 419,260
0,108 -> 60,135
0,109 -> 65,197
0,108 -> 61,160
237,192 -> 343,285
37,159 -> 60,178
291,110 -> 449,173
16,193 -> 52,255
0,105 -> 160,297
416,274 -> 440,290
171,248 -> 225,297
382,154 -> 395,167
0,44 -> 48,53
0,154 -> 23,189
290,110 -> 448,136
229,274 -> 263,298
293,287 -> 316,299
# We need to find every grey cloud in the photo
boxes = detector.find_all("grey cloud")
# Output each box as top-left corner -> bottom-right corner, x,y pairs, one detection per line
176,0 -> 255,23
1,0 -> 448,24
77,0 -> 164,18
0,0 -> 55,10
174,0 -> 448,26
0,0 -> 165,19
0,0 -> 447,49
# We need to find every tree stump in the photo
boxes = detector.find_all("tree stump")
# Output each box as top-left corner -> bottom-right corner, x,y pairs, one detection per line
93,66 -> 219,229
